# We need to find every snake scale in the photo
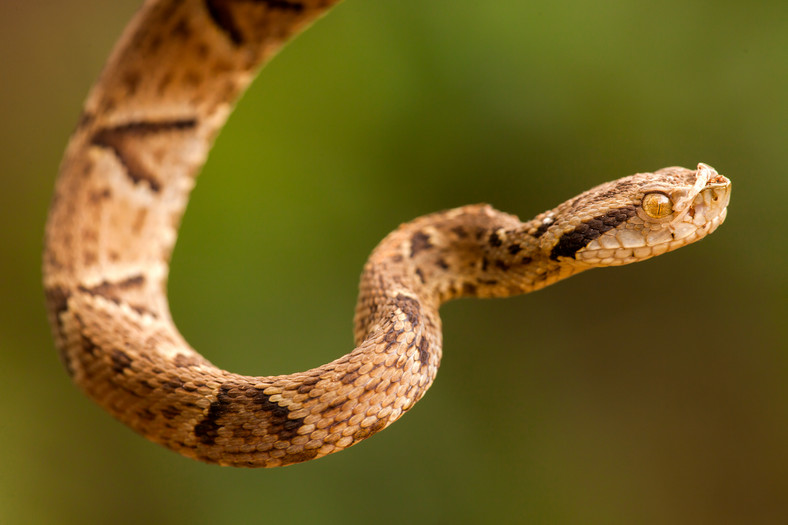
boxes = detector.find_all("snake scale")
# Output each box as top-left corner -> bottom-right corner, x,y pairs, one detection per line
43,0 -> 731,468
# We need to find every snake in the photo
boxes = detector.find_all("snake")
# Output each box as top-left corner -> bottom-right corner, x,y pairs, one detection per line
42,0 -> 732,468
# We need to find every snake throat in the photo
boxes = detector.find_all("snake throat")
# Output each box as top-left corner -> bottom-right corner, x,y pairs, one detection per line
43,0 -> 731,467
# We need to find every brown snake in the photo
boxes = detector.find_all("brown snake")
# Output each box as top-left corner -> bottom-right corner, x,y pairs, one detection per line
43,0 -> 732,468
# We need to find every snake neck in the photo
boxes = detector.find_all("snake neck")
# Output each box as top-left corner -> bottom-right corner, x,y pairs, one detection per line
353,204 -> 587,344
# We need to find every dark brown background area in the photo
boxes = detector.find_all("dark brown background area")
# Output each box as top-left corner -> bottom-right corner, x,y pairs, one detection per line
1,1 -> 786,523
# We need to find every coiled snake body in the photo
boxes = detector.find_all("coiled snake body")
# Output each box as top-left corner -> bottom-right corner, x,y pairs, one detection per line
43,0 -> 731,467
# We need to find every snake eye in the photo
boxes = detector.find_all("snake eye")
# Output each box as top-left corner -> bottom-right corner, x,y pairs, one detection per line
641,192 -> 673,219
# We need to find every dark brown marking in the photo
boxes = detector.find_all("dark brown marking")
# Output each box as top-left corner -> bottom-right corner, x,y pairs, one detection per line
416,337 -> 430,367
297,376 -> 320,395
196,41 -> 211,59
174,353 -> 201,368
91,119 -> 197,192
122,70 -> 141,96
130,304 -> 157,318
44,286 -> 71,327
495,260 -> 510,271
115,384 -> 144,399
415,267 -> 425,284
148,34 -> 164,54
138,377 -> 154,392
79,333 -> 99,357
77,275 -> 145,306
533,221 -> 551,239
76,111 -> 95,130
382,325 -> 403,352
88,188 -> 112,203
252,389 -> 305,441
507,244 -> 522,255
352,416 -> 389,442
161,377 -> 185,392
205,0 -> 244,45
341,371 -> 360,385
110,349 -> 133,374
138,408 -> 157,421
159,405 -> 181,420
393,294 -> 421,328
172,16 -> 192,39
521,256 -> 533,265
489,231 -> 503,247
410,231 -> 432,257
261,0 -> 305,10
205,0 -> 305,46
462,282 -> 478,295
436,258 -> 449,270
450,226 -> 468,238
550,205 -> 637,260
284,449 -> 320,465
194,386 -> 233,445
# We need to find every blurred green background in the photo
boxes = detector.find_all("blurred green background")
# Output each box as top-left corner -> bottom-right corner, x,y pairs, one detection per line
2,0 -> 787,523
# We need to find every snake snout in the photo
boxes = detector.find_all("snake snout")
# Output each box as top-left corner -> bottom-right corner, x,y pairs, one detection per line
689,174 -> 731,231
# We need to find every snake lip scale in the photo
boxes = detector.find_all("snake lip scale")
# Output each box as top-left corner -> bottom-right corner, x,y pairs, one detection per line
43,0 -> 731,468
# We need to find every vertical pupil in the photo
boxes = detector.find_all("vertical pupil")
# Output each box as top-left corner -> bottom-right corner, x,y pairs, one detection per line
644,193 -> 671,218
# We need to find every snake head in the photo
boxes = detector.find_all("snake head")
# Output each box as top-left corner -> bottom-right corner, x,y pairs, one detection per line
547,163 -> 731,266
